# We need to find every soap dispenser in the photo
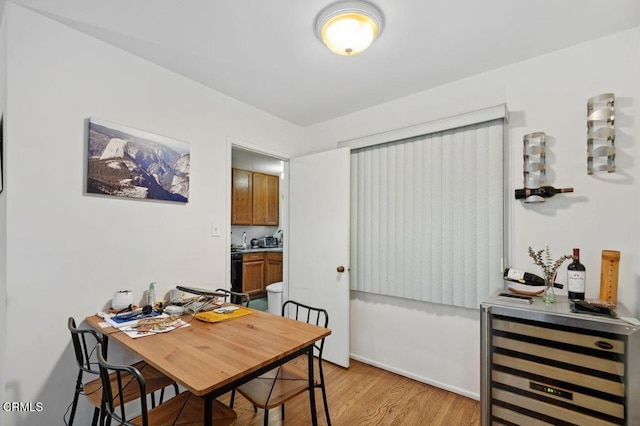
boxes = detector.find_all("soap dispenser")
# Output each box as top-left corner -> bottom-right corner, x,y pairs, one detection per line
147,282 -> 156,308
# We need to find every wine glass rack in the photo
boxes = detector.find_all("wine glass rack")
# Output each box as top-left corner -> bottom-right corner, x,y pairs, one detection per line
587,93 -> 615,174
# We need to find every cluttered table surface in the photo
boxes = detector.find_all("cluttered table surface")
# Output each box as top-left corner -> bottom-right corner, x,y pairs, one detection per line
87,308 -> 330,396
87,306 -> 331,425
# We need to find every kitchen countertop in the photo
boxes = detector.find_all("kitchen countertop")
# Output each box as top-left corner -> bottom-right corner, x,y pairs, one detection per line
231,247 -> 283,254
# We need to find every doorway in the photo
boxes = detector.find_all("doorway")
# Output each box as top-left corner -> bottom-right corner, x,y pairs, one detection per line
230,145 -> 288,311
229,142 -> 351,366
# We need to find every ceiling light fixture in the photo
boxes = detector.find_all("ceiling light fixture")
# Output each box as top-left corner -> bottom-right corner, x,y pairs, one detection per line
315,1 -> 384,56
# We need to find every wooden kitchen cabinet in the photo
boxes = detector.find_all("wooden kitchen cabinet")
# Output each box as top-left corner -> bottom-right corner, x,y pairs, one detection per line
242,252 -> 265,297
231,168 -> 253,225
252,172 -> 279,226
265,252 -> 283,285
231,169 -> 279,226
242,251 -> 283,298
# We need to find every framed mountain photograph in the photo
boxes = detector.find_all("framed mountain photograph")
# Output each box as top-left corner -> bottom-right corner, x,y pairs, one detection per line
86,118 -> 190,202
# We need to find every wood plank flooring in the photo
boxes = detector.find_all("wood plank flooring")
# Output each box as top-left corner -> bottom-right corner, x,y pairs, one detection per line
219,358 -> 481,425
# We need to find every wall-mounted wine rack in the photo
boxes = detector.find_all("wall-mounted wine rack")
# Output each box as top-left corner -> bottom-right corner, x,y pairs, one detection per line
587,93 -> 615,174
521,132 -> 546,203
515,132 -> 574,203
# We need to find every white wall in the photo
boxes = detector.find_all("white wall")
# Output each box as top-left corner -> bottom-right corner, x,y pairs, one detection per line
305,27 -> 640,398
3,5 -> 303,425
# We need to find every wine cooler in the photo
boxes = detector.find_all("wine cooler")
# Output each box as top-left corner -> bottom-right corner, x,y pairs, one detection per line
481,292 -> 640,425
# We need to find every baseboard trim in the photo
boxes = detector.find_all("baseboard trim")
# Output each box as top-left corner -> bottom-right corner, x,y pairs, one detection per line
349,353 -> 480,401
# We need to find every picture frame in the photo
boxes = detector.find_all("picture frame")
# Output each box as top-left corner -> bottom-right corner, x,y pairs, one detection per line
86,118 -> 190,203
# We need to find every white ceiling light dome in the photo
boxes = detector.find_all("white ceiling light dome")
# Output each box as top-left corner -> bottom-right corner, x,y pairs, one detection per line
315,1 -> 385,56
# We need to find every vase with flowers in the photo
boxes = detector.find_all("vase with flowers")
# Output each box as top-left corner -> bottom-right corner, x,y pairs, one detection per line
528,246 -> 573,304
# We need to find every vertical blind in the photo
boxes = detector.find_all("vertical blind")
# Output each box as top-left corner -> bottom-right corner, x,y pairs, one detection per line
350,119 -> 504,309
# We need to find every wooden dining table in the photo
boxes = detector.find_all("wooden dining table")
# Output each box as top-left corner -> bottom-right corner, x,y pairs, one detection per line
86,307 -> 331,426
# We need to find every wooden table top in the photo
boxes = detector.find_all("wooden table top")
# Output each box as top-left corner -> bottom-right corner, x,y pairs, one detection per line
86,308 -> 331,397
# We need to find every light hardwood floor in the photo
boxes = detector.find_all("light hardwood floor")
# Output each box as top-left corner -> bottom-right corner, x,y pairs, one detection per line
220,358 -> 481,425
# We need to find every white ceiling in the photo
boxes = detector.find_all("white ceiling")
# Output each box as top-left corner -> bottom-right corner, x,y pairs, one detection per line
3,0 -> 640,126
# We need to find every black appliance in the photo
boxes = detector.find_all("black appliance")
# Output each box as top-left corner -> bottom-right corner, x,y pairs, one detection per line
231,252 -> 243,303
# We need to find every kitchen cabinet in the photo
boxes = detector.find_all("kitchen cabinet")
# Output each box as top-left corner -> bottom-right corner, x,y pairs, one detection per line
252,172 -> 279,226
231,168 -> 253,225
241,250 -> 283,298
265,252 -> 283,285
242,252 -> 265,297
231,169 -> 279,226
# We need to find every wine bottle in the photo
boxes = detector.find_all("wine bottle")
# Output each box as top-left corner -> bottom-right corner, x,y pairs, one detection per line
514,186 -> 574,200
567,248 -> 586,300
503,268 -> 564,289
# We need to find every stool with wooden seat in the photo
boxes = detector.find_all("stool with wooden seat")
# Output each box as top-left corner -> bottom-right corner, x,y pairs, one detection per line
230,300 -> 331,425
67,317 -> 178,425
96,343 -> 237,425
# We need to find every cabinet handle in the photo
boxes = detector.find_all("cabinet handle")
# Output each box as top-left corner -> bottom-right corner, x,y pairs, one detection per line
337,266 -> 345,273
595,341 -> 614,350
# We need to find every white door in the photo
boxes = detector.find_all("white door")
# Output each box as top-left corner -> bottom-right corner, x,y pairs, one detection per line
289,147 -> 350,367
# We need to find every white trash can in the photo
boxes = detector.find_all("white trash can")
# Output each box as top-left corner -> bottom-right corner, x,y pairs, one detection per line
266,282 -> 283,315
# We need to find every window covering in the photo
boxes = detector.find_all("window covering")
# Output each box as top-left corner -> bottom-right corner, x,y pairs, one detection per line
339,104 -> 508,150
349,117 -> 505,309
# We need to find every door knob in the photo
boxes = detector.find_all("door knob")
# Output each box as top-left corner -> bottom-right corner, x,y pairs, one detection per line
337,266 -> 345,273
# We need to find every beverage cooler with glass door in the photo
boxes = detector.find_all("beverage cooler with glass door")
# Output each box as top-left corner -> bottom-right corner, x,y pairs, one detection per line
480,291 -> 640,425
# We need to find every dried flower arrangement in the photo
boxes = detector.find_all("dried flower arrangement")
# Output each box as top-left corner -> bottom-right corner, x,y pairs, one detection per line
528,246 -> 573,281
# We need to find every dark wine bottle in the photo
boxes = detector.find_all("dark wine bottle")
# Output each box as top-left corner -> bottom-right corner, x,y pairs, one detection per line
503,267 -> 564,289
567,248 -> 586,300
514,186 -> 574,200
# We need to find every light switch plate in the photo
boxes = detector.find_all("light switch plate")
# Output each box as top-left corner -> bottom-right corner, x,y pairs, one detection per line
211,224 -> 221,237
